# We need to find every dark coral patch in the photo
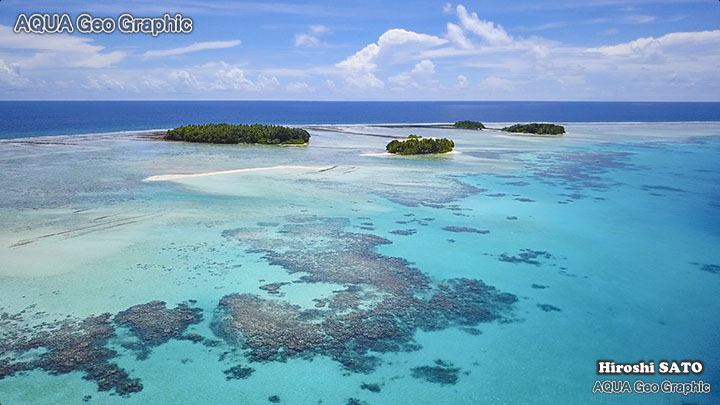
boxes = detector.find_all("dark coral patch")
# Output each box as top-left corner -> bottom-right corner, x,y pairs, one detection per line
697,263 -> 720,274
224,365 -> 255,380
498,250 -> 553,267
259,282 -> 290,295
537,304 -> 562,312
390,229 -> 417,236
411,360 -> 461,385
361,382 -> 381,393
442,226 -> 489,234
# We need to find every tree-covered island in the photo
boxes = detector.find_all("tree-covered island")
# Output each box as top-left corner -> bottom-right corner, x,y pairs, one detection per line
386,135 -> 454,155
501,123 -> 565,135
453,120 -> 485,130
164,123 -> 311,144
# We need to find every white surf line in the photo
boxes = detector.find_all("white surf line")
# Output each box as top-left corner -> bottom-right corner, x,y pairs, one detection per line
142,165 -> 336,182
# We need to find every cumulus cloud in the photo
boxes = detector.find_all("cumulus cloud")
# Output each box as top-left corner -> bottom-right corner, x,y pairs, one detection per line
411,59 -> 435,74
336,28 -> 446,89
143,40 -> 242,58
389,60 -> 437,88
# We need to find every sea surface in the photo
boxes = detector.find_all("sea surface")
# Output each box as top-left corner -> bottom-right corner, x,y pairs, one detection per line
1,101 -> 719,139
0,102 -> 719,404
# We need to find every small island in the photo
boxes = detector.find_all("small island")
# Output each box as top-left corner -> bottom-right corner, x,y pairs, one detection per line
386,135 -> 454,155
453,120 -> 485,130
501,123 -> 565,135
164,123 -> 310,144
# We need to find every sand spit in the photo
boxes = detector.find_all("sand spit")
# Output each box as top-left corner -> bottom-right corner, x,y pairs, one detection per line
143,165 -> 336,182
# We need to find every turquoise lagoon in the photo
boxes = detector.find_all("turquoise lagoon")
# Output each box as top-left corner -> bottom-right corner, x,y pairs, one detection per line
0,123 -> 719,404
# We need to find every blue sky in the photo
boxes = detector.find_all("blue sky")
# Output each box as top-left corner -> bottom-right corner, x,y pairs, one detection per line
0,0 -> 718,100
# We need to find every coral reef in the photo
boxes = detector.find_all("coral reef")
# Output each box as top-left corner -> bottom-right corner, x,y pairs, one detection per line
215,215 -> 517,373
115,301 -> 203,359
442,226 -> 490,234
0,300 -> 203,397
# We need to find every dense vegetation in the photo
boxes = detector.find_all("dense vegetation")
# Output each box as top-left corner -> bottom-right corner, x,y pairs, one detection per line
453,120 -> 485,130
501,123 -> 565,135
164,123 -> 311,144
386,135 -> 454,155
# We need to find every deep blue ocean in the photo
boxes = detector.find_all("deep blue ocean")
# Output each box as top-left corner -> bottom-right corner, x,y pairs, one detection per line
1,101 -> 719,139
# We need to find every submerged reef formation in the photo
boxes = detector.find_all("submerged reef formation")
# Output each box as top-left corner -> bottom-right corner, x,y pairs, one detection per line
692,262 -> 720,275
537,304 -> 562,312
164,123 -> 310,145
223,365 -> 255,380
0,300 -> 203,396
0,313 -> 141,396
115,301 -> 203,359
216,215 -> 517,373
499,249 -> 553,267
411,360 -> 461,385
527,150 -> 633,191
442,226 -> 490,234
386,135 -> 454,155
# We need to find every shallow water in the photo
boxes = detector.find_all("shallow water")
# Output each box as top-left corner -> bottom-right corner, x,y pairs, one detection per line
0,123 -> 719,404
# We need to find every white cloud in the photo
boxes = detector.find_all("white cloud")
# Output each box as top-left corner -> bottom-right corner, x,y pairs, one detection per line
388,60 -> 436,88
294,25 -> 331,48
335,29 -> 446,89
588,30 -> 720,57
83,74 -> 133,91
286,81 -> 312,92
457,74 -> 468,87
143,40 -> 242,58
456,5 -> 512,46
0,24 -> 125,68
212,66 -> 254,90
0,58 -> 29,88
295,33 -> 321,47
443,3 -> 454,14
310,25 -> 330,34
256,75 -> 281,89
479,76 -> 514,91
345,72 -> 384,89
337,29 -> 446,72
411,59 -> 435,74
446,23 -> 473,50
